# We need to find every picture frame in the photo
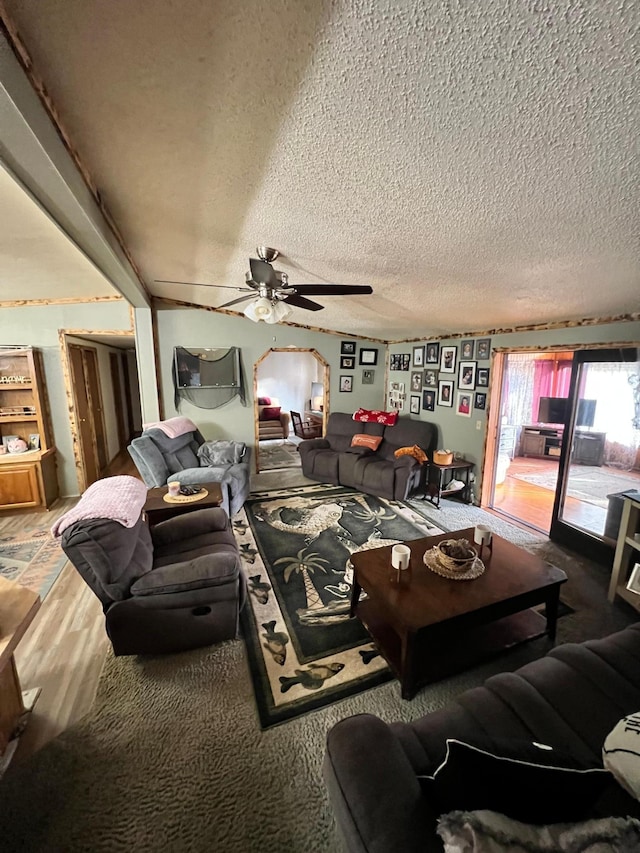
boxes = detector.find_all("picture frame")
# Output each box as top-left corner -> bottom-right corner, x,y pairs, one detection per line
461,340 -> 475,359
422,389 -> 435,412
439,345 -> 457,374
627,563 -> 640,595
437,379 -> 454,407
339,375 -> 353,392
458,360 -> 477,391
340,356 -> 355,369
456,390 -> 472,417
476,338 -> 491,360
361,369 -> 375,385
410,371 -> 423,392
410,394 -> 421,415
389,353 -> 410,371
425,342 -> 440,364
423,368 -> 437,388
412,345 -> 424,367
28,432 -> 41,450
474,392 -> 487,411
341,341 -> 356,355
388,381 -> 406,411
477,367 -> 489,387
359,348 -> 378,365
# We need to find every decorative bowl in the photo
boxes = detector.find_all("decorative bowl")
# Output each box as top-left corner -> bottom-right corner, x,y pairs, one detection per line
435,538 -> 478,572
433,450 -> 454,465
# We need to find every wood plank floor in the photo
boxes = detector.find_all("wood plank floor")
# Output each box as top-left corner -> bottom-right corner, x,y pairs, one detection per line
4,449 -> 139,766
491,456 -> 640,534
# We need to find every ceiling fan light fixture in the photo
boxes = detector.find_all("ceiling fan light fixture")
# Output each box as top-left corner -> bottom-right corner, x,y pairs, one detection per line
272,300 -> 293,322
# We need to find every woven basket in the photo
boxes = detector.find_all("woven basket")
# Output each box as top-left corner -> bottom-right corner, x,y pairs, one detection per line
433,450 -> 454,465
435,539 -> 477,573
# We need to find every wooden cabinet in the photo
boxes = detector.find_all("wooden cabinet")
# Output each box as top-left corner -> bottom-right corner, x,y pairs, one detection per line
607,495 -> 640,612
0,347 -> 58,511
520,424 -> 606,465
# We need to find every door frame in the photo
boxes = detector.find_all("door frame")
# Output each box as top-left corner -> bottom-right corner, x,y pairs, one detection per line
253,348 -> 329,474
59,328 -> 136,492
549,346 -> 640,562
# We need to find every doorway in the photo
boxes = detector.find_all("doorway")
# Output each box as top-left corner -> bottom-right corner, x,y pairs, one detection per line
484,348 -> 640,549
68,343 -> 109,487
254,348 -> 329,473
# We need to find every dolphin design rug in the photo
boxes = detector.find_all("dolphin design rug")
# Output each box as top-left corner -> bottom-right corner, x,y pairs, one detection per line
234,483 -> 444,727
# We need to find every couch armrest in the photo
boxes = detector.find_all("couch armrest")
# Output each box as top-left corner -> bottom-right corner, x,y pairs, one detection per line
280,411 -> 291,433
150,507 -> 231,547
323,714 -> 438,853
394,455 -> 418,469
345,446 -> 374,456
131,550 -> 239,597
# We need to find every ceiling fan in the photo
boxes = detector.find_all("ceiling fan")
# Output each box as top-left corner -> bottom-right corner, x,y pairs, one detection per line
156,246 -> 373,323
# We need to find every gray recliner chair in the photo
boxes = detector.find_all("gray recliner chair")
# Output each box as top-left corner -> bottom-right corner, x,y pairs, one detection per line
60,506 -> 247,656
127,427 -> 251,517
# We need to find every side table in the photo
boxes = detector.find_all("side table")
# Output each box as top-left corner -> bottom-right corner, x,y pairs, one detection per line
143,481 -> 224,525
0,576 -> 41,755
420,460 -> 474,509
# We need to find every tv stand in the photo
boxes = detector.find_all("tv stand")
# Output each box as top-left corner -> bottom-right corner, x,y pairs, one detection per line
520,424 -> 606,466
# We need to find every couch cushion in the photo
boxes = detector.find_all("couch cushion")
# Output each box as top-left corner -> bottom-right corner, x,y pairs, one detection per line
419,736 -> 610,825
132,551 -> 240,596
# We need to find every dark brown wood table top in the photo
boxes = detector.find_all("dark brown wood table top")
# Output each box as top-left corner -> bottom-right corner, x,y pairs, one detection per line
143,482 -> 223,515
350,527 -> 567,633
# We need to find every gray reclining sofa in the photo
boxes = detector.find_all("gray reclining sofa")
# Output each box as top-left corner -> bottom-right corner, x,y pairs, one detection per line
298,412 -> 437,501
323,622 -> 640,853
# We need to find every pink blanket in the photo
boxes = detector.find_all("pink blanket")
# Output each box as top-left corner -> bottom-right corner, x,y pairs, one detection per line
141,416 -> 198,438
51,476 -> 148,538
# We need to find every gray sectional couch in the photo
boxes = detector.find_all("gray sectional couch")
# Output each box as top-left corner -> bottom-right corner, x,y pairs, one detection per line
298,412 -> 437,501
323,622 -> 640,853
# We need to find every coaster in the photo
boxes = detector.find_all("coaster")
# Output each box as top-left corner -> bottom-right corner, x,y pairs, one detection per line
163,487 -> 209,504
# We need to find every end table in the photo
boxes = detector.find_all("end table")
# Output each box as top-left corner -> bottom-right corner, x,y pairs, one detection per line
420,459 -> 474,509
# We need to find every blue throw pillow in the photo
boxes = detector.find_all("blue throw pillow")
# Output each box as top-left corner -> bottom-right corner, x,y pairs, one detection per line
419,737 -> 610,824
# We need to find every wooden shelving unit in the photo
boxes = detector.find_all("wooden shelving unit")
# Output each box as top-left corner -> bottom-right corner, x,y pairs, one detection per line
607,495 -> 640,611
0,347 -> 58,511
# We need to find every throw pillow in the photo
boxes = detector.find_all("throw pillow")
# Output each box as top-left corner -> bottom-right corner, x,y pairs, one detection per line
261,406 -> 282,421
419,737 -> 610,825
394,444 -> 427,464
353,408 -> 398,426
351,433 -> 383,451
603,711 -> 640,800
257,396 -> 271,405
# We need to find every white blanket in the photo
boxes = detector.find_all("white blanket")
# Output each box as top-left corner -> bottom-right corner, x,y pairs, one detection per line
437,810 -> 640,853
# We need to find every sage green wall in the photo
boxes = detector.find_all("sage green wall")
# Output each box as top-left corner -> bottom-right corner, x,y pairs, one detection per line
154,306 -> 386,449
389,320 -> 640,500
0,301 -> 133,495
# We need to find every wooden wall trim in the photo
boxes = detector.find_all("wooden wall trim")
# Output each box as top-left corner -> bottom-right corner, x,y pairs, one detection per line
0,296 -> 124,308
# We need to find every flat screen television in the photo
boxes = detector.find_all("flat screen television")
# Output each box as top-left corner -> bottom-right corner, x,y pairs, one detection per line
537,396 -> 596,427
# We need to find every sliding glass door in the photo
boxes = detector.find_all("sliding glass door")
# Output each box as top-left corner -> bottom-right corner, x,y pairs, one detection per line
550,348 -> 640,561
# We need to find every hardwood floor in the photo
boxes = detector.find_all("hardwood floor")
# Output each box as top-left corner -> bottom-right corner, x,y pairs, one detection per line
491,456 -> 640,535
5,448 -> 140,766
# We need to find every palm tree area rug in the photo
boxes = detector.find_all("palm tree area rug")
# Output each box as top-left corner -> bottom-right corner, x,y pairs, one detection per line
233,483 -> 445,727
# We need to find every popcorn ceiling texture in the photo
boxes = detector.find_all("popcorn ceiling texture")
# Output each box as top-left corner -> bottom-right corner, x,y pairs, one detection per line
4,0 -> 639,338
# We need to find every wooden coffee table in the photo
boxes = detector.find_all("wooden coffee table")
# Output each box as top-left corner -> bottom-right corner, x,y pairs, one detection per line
143,481 -> 224,525
349,527 -> 567,699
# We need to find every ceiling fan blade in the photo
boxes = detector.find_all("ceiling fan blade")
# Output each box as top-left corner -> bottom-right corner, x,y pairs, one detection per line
154,279 -> 252,291
292,284 -> 373,296
283,294 -> 324,311
217,294 -> 255,308
249,258 -> 277,287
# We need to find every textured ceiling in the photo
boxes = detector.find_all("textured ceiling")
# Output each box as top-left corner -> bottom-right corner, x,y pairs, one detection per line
2,0 -> 639,339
